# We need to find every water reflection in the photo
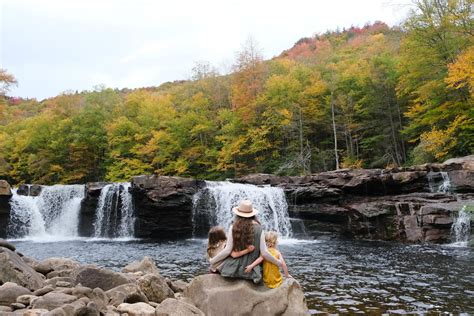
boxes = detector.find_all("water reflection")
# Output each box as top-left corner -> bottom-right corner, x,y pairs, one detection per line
13,238 -> 473,314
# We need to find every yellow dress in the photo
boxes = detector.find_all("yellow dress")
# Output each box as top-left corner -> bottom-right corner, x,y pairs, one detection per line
263,248 -> 282,288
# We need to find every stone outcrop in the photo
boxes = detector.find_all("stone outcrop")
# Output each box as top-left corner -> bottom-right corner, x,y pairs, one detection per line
235,156 -> 474,243
184,274 -> 309,315
129,175 -> 204,239
0,248 -> 45,291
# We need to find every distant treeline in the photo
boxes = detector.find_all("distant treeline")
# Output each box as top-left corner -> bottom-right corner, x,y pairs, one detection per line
0,0 -> 472,184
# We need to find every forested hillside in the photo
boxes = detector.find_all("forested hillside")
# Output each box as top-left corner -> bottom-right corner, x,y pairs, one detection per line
0,0 -> 472,184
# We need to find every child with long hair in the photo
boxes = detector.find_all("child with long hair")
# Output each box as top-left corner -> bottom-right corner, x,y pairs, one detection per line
207,226 -> 255,273
244,230 -> 290,288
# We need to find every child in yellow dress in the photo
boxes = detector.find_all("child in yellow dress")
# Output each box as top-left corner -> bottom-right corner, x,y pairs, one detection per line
244,231 -> 290,288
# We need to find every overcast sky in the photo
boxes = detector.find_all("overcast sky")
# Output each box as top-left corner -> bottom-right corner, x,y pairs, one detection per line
1,0 -> 413,100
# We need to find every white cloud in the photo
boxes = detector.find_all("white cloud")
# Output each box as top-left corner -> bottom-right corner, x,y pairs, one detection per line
1,0 -> 413,99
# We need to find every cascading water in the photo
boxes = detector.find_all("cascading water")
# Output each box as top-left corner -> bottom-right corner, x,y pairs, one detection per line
428,171 -> 451,193
93,182 -> 135,238
451,206 -> 471,245
8,185 -> 85,240
192,181 -> 292,238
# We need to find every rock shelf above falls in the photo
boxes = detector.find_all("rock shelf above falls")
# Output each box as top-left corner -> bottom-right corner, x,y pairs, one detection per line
0,155 -> 473,243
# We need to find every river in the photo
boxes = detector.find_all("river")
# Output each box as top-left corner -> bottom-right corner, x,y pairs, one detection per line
12,238 -> 474,314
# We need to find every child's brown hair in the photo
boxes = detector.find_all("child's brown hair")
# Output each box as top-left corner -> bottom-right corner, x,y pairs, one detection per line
207,226 -> 227,257
265,231 -> 278,248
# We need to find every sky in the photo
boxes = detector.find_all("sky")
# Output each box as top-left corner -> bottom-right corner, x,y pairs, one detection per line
0,0 -> 413,100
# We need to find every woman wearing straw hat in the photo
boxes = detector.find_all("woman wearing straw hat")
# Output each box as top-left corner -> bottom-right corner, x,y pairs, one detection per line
209,200 -> 282,283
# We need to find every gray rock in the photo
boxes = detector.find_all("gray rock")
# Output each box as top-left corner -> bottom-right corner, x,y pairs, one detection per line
31,292 -> 77,310
170,280 -> 188,293
0,305 -> 13,312
0,283 -> 31,306
45,277 -> 74,288
0,248 -> 45,290
117,302 -> 155,316
10,302 -> 26,310
72,266 -> 131,291
16,294 -> 37,306
122,257 -> 160,275
184,274 -> 309,315
106,283 -> 148,306
137,274 -> 174,303
0,239 -> 15,251
33,286 -> 54,296
155,298 -> 204,316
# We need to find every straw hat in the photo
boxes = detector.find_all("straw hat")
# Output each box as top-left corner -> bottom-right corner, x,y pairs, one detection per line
232,200 -> 259,218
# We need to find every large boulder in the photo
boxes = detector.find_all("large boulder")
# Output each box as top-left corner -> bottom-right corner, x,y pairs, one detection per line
155,298 -> 204,316
137,274 -> 174,303
72,266 -> 131,291
0,282 -> 31,306
184,274 -> 309,315
0,248 -> 45,290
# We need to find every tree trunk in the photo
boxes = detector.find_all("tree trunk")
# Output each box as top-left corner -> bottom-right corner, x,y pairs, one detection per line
331,91 -> 339,170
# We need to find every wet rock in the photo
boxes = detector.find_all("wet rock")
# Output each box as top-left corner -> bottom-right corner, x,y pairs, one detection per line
155,298 -> 204,316
117,302 -> 155,316
30,292 -> 77,310
0,283 -> 31,306
0,239 -> 16,251
184,274 -> 309,315
72,266 -> 131,291
137,274 -> 174,303
106,283 -> 148,306
17,184 -> 42,196
130,175 -> 203,239
0,248 -> 45,290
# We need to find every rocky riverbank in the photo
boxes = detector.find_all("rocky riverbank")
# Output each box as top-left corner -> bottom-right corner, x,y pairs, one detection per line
0,239 -> 308,315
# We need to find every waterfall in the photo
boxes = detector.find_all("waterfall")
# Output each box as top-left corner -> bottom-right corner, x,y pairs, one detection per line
192,181 -> 292,238
451,206 -> 471,245
8,185 -> 85,240
93,183 -> 135,238
428,171 -> 451,193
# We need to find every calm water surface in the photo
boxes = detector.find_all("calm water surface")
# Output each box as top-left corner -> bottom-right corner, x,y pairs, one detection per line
13,238 -> 474,314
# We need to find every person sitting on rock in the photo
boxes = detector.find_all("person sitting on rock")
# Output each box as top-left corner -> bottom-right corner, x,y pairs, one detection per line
244,230 -> 290,288
209,200 -> 282,284
207,226 -> 255,273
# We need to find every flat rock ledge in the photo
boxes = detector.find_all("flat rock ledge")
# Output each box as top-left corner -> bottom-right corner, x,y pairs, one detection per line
0,242 -> 309,315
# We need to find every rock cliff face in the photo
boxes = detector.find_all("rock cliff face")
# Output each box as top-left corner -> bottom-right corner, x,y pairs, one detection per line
236,155 -> 474,243
129,175 -> 205,239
